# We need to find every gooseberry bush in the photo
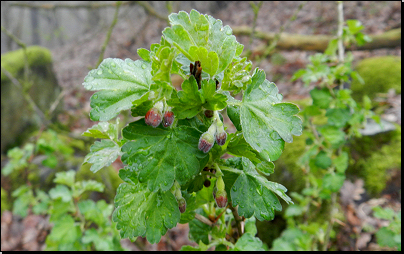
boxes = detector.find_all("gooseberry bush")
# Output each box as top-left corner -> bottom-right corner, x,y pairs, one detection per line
82,9 -> 302,249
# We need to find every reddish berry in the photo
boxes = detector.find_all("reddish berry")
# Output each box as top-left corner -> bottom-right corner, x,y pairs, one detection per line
163,111 -> 175,127
177,197 -> 186,213
145,108 -> 162,127
204,110 -> 214,118
203,179 -> 211,187
215,189 -> 228,208
215,131 -> 227,146
198,132 -> 214,153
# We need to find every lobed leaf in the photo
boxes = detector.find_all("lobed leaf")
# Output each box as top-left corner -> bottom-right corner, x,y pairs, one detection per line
83,139 -> 121,173
240,69 -> 302,161
163,9 -> 242,76
121,120 -> 208,192
112,168 -> 180,244
83,58 -> 152,121
221,157 -> 292,221
82,121 -> 118,141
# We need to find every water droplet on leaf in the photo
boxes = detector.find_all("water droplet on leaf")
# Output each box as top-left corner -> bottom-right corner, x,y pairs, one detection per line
141,64 -> 147,69
86,76 -> 94,82
97,69 -> 103,75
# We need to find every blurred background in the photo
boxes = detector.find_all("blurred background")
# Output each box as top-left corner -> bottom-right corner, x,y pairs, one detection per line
1,1 -> 401,251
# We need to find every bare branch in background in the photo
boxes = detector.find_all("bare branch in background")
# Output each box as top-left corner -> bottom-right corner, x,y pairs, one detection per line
247,1 -> 263,54
233,26 -> 401,54
253,1 -> 306,68
95,1 -> 122,67
1,67 -> 50,127
8,1 -> 131,9
1,25 -> 29,83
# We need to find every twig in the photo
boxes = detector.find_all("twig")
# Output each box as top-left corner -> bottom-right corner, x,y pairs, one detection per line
1,66 -> 49,127
135,1 -> 169,23
8,1 -> 131,9
95,1 -> 122,67
323,192 -> 337,251
48,88 -> 69,117
247,1 -> 263,54
253,1 -> 306,68
195,213 -> 214,227
1,25 -> 29,83
323,4 -> 344,250
229,202 -> 244,238
337,1 -> 344,63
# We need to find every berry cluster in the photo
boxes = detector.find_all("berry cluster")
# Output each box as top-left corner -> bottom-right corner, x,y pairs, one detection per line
198,112 -> 227,153
145,101 -> 175,128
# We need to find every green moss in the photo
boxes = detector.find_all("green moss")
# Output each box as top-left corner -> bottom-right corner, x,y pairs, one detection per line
1,187 -> 10,215
1,46 -> 53,82
351,56 -> 401,103
348,126 -> 401,196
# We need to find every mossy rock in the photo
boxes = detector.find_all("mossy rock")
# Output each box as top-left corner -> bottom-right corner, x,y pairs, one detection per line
1,46 -> 52,82
1,46 -> 62,154
347,125 -> 401,197
351,56 -> 401,103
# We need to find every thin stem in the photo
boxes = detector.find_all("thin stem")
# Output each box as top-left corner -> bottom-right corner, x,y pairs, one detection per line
195,213 -> 214,227
229,202 -> 244,238
1,25 -> 29,84
1,66 -> 49,126
323,192 -> 337,250
95,1 -> 121,67
247,1 -> 263,54
337,1 -> 344,63
253,1 -> 306,67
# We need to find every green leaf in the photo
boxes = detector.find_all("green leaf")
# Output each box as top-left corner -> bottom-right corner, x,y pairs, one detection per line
318,126 -> 346,148
322,173 -> 345,192
46,215 -> 82,249
310,88 -> 333,109
163,10 -> 242,76
73,180 -> 104,197
189,46 -> 219,76
2,144 -> 34,176
333,151 -> 348,173
12,186 -> 33,217
326,108 -> 351,128
78,199 -> 112,226
82,121 -> 118,141
227,105 -> 242,131
49,185 -> 72,202
324,38 -> 338,56
376,227 -> 398,248
121,120 -> 208,192
221,158 -> 291,221
54,170 -> 76,188
167,77 -> 226,119
314,151 -> 332,169
240,69 -> 302,161
188,209 -> 211,244
137,48 -> 151,61
83,139 -> 121,173
221,57 -> 252,93
372,207 -> 395,220
83,58 -> 152,121
226,133 -> 275,175
32,189 -> 51,215
167,76 -> 203,119
233,233 -> 265,251
112,168 -> 181,244
244,217 -> 258,236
